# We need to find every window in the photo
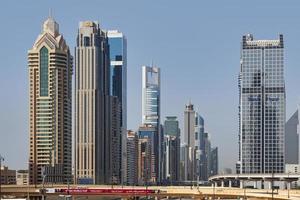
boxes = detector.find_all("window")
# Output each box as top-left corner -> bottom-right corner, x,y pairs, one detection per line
40,47 -> 49,96
84,36 -> 90,47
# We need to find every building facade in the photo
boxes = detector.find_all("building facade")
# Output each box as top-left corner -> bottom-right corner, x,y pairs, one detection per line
126,130 -> 138,185
285,110 -> 299,164
0,166 -> 16,185
183,103 -> 196,181
209,147 -> 218,177
74,21 -> 120,184
195,113 -> 206,181
138,124 -> 158,185
238,34 -> 285,174
141,66 -> 162,183
285,164 -> 300,188
107,30 -> 127,184
163,116 -> 180,183
28,17 -> 72,184
142,66 -> 160,126
16,170 -> 29,185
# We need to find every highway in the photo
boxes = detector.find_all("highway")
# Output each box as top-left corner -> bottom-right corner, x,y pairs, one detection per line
2,185 -> 300,199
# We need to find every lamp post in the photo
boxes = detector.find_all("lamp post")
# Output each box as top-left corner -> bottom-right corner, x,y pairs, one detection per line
213,181 -> 215,200
271,171 -> 274,200
287,172 -> 290,199
0,155 -> 4,199
41,167 -> 47,200
243,180 -> 247,200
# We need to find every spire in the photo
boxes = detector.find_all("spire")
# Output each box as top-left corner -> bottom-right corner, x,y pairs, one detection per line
43,13 -> 59,37
49,8 -> 53,19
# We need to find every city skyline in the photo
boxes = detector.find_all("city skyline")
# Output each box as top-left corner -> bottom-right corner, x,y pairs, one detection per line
2,0 -> 300,172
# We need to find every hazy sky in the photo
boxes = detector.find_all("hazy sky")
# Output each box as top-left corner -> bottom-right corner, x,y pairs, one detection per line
1,0 -> 300,171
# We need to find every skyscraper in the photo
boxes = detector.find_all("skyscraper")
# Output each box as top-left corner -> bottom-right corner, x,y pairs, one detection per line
183,103 -> 196,181
138,124 -> 158,184
163,116 -> 180,183
126,130 -> 138,185
285,109 -> 299,164
141,65 -> 162,183
209,147 -> 218,177
195,113 -> 205,180
107,30 -> 127,183
28,17 -> 72,184
142,66 -> 160,126
238,34 -> 285,174
74,21 -> 120,184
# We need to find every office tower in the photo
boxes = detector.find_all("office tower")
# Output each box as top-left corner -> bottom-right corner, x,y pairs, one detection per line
141,65 -> 162,183
138,138 -> 152,185
195,113 -> 205,181
180,144 -> 188,181
164,116 -> 180,183
142,66 -> 160,126
183,103 -> 196,181
138,124 -> 158,184
75,21 -> 120,184
164,116 -> 180,137
285,110 -> 299,164
209,147 -> 218,177
28,17 -> 72,184
238,34 -> 285,174
205,133 -> 211,179
107,30 -> 127,183
126,130 -> 138,185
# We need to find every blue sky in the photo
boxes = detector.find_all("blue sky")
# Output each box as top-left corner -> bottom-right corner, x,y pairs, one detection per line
1,0 -> 300,171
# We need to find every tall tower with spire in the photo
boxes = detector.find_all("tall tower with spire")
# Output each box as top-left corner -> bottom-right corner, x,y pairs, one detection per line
28,17 -> 72,184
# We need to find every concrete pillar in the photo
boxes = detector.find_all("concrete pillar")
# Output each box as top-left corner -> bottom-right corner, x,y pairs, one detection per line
260,180 -> 265,189
229,180 -> 232,187
253,181 -> 257,189
268,181 -> 272,190
287,182 -> 291,190
221,180 -> 224,187
240,181 -> 244,189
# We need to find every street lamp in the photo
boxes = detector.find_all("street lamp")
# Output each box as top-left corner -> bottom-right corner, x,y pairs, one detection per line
0,155 -> 4,199
287,172 -> 290,199
243,180 -> 247,200
271,171 -> 274,200
41,167 -> 47,200
213,181 -> 216,200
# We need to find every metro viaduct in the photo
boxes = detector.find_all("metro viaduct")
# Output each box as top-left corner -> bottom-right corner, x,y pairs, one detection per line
1,185 -> 299,200
208,173 -> 300,189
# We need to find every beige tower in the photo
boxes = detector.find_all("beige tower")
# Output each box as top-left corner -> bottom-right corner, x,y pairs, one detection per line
28,17 -> 72,184
75,21 -> 120,184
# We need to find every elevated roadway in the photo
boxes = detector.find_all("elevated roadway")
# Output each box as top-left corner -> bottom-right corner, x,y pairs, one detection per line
2,185 -> 300,199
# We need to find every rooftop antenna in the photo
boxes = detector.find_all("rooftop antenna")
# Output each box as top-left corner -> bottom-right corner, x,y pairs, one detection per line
49,8 -> 53,19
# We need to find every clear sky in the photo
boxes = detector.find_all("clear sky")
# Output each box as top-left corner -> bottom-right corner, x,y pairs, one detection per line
1,0 -> 300,172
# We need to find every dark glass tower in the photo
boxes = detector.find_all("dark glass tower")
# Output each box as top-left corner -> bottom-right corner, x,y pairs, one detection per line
238,34 -> 285,174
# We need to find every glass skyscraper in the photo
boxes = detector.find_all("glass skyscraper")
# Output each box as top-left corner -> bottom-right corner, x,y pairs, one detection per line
238,34 -> 285,174
142,66 -> 160,126
141,65 -> 162,183
163,116 -> 180,183
107,30 -> 127,184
